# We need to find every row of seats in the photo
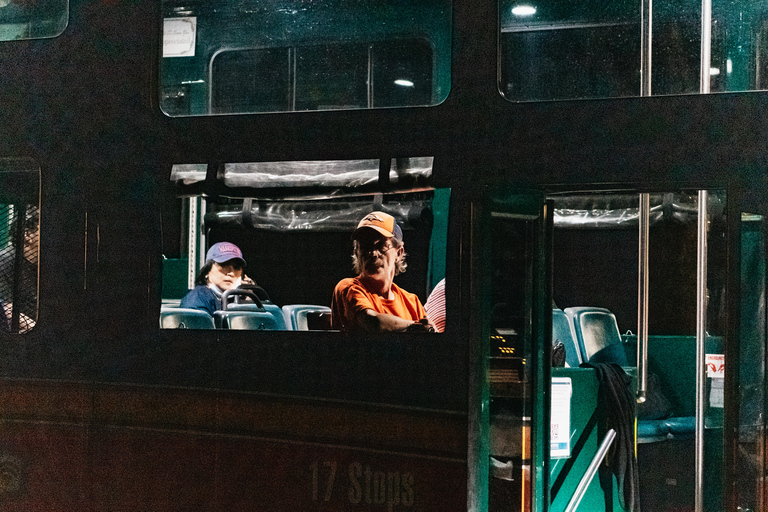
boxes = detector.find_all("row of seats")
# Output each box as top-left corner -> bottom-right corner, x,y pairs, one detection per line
160,303 -> 331,330
553,306 -> 694,443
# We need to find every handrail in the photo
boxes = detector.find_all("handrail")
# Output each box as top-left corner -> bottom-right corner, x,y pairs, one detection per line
637,193 -> 650,403
694,190 -> 708,512
220,289 -> 264,310
564,429 -> 617,512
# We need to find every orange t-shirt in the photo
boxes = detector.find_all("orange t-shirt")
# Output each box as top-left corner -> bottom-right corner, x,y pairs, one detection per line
331,277 -> 426,330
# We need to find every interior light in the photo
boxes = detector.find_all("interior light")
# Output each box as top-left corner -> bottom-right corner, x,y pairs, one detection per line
394,79 -> 414,87
727,58 -> 733,74
511,5 -> 536,16
709,68 -> 720,76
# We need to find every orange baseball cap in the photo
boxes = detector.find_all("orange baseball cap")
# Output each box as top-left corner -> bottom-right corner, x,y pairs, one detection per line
352,211 -> 403,241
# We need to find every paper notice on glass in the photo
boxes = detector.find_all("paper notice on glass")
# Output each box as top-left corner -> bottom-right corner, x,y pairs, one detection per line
706,354 -> 725,379
551,377 -> 572,458
164,18 -> 197,58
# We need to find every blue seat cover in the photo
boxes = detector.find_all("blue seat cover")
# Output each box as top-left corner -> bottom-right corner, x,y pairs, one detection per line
637,420 -> 670,443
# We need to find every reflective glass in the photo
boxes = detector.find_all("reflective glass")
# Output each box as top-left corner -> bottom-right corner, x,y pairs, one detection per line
736,213 -> 766,511
0,0 -> 67,41
160,0 -> 451,116
500,0 -> 768,100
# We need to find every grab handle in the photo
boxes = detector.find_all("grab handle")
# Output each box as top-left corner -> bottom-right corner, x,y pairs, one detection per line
564,429 -> 617,512
637,193 -> 650,403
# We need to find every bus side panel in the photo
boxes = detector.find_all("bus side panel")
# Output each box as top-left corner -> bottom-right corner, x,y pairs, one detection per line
0,422 -> 89,511
91,429 -> 219,511
89,430 -> 466,511
216,440 -> 467,511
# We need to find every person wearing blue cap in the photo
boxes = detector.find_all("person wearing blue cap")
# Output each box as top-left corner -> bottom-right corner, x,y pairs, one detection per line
180,242 -> 251,316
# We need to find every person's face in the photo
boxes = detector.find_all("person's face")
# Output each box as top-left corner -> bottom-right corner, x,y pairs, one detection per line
207,260 -> 243,291
355,231 -> 403,282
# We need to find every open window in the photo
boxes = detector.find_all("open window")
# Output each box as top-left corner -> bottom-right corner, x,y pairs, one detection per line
160,157 -> 449,332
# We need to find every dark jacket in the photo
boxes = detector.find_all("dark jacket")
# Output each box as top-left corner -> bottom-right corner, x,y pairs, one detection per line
179,285 -> 221,317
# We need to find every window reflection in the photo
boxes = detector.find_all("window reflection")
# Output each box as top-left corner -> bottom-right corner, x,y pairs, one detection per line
161,0 -> 450,116
0,0 -> 68,41
499,0 -> 768,100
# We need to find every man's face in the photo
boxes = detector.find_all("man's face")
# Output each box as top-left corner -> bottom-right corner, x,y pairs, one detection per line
355,230 -> 402,282
207,260 -> 244,291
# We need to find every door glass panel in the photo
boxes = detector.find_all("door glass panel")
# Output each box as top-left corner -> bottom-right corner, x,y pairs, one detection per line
487,211 -> 535,512
736,212 -> 765,511
473,192 -> 549,512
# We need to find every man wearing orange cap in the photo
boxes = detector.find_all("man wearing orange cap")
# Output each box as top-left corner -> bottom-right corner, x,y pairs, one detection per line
331,211 -> 434,332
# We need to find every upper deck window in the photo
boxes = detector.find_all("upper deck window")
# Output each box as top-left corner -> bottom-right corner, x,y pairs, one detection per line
0,0 -> 67,41
160,0 -> 450,116
0,158 -> 40,334
499,0 -> 768,101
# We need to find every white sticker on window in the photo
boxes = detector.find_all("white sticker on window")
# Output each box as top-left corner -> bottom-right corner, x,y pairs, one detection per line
163,17 -> 196,58
706,354 -> 725,379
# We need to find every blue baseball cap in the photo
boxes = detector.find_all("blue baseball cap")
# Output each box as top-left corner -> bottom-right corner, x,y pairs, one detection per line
206,242 -> 246,266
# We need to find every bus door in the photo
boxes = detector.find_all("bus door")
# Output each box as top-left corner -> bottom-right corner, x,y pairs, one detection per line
469,189 -> 552,512
548,190 -> 733,512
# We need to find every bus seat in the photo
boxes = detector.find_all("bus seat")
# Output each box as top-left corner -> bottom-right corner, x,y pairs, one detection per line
552,308 -> 581,367
564,307 -> 628,365
160,308 -> 216,329
224,303 -> 287,330
282,305 -> 332,330
307,311 -> 333,330
161,298 -> 182,310
215,310 -> 285,330
637,419 -> 671,443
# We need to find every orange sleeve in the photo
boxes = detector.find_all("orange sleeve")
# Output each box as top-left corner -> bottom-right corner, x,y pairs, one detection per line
331,278 -> 375,330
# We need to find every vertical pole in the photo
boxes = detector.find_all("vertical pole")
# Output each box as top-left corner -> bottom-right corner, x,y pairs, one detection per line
701,0 -> 712,93
695,190 -> 708,512
187,196 -> 205,289
637,194 -> 650,401
641,0 -> 653,96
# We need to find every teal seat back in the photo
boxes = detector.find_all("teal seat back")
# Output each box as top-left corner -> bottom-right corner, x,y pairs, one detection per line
215,310 -> 285,330
225,302 -> 287,330
160,308 -> 216,329
564,307 -> 627,366
282,304 -> 332,330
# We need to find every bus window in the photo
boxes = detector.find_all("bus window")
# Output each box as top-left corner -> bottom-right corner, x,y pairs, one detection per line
0,0 -> 68,41
499,0 -> 768,101
0,159 -> 40,334
161,158 -> 449,332
160,0 -> 450,116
